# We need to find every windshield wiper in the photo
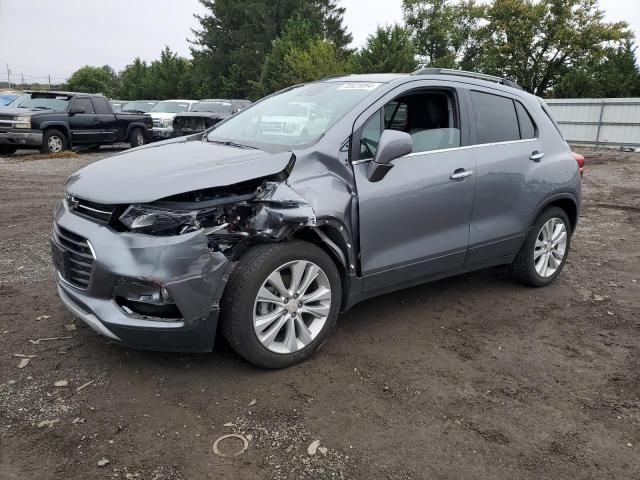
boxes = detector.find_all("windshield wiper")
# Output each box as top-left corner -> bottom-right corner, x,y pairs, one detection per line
206,139 -> 259,150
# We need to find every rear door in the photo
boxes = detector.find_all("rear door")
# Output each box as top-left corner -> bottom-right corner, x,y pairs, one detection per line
68,97 -> 100,144
91,97 -> 117,143
352,84 -> 476,294
465,88 -> 543,265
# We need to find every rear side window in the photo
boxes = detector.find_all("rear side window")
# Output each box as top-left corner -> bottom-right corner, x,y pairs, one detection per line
73,97 -> 95,114
541,101 -> 564,138
92,97 -> 111,114
515,101 -> 536,139
471,91 -> 519,144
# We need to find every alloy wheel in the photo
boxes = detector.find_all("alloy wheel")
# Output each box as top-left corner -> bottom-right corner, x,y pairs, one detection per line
48,135 -> 63,153
534,217 -> 568,278
253,260 -> 331,354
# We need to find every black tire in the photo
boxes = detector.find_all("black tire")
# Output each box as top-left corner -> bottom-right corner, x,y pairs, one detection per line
0,145 -> 17,155
221,241 -> 342,368
40,129 -> 68,154
510,206 -> 572,287
129,128 -> 145,148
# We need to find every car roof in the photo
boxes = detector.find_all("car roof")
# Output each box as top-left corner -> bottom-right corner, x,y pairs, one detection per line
24,90 -> 93,97
158,99 -> 198,103
319,71 -> 528,96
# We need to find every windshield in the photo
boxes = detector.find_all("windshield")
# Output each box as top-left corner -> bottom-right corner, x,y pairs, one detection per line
193,101 -> 233,114
151,101 -> 191,113
17,94 -> 71,111
7,94 -> 28,107
207,81 -> 382,149
122,101 -> 157,113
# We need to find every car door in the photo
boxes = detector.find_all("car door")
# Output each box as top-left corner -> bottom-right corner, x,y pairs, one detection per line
465,88 -> 543,265
91,97 -> 117,143
352,85 -> 476,294
68,97 -> 100,144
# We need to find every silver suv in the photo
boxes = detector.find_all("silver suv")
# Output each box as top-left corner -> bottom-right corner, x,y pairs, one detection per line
53,69 -> 581,368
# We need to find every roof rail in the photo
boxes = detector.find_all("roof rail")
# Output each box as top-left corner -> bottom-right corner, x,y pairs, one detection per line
411,68 -> 523,90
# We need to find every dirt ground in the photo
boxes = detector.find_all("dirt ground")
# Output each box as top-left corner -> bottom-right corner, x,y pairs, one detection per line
0,146 -> 638,480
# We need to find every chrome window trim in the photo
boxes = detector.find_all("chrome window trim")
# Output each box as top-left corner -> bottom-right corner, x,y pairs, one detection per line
351,138 -> 537,165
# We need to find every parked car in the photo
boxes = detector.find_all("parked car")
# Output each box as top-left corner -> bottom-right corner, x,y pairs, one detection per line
53,69 -> 582,368
0,91 -> 152,155
258,101 -> 329,138
149,100 -> 197,140
172,99 -> 250,138
121,100 -> 158,113
0,91 -> 21,106
109,100 -> 127,112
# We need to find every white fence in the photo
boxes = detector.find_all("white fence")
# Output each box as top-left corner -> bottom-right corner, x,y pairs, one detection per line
545,98 -> 640,147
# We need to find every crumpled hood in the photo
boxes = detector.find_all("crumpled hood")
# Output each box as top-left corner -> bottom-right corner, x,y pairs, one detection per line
65,137 -> 293,204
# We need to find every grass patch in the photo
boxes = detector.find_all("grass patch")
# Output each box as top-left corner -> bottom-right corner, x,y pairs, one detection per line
10,151 -> 79,162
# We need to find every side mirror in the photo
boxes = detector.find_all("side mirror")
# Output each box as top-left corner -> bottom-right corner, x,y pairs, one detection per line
70,106 -> 86,115
367,130 -> 413,182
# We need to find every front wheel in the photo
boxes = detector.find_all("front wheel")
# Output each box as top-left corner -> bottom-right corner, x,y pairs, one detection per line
510,206 -> 572,287
129,128 -> 145,148
221,241 -> 342,368
40,129 -> 68,154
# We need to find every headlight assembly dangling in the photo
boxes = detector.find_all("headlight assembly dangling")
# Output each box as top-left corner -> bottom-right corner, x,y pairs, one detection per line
119,205 -> 205,236
118,203 -> 237,236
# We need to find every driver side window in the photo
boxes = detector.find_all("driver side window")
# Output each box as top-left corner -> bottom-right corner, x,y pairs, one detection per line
360,111 -> 382,160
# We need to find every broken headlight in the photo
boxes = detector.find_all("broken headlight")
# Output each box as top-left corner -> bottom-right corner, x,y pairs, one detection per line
119,204 -> 224,236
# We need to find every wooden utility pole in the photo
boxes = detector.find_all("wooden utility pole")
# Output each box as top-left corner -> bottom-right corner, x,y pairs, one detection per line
6,64 -> 11,88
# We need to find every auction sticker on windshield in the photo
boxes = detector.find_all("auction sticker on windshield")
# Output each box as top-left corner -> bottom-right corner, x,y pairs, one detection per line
337,82 -> 381,91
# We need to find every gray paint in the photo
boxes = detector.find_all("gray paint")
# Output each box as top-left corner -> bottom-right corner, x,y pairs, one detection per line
57,72 -> 582,352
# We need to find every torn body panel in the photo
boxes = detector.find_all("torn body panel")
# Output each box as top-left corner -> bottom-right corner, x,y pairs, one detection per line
53,199 -> 233,352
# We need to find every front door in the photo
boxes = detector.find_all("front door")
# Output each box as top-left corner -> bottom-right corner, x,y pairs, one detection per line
352,87 -> 476,294
68,97 -> 100,144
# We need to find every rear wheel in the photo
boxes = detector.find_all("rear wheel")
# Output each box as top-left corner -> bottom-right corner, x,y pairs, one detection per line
129,128 -> 145,148
41,129 -> 68,154
0,145 -> 17,155
221,241 -> 341,368
510,206 -> 571,287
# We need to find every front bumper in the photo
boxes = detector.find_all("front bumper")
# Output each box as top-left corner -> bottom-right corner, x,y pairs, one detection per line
151,127 -> 174,140
0,129 -> 43,147
52,201 -> 233,352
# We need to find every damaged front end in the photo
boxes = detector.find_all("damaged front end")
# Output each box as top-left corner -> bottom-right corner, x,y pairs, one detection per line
54,155 -> 322,352
116,170 -> 317,261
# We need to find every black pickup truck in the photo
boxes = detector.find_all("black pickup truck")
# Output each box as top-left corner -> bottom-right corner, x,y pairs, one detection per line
0,91 -> 152,155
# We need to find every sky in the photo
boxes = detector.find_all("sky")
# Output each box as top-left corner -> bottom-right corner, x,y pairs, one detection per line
0,0 -> 638,83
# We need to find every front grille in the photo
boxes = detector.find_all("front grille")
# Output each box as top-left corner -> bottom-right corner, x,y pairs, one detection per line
68,196 -> 116,225
152,118 -> 162,127
52,224 -> 95,290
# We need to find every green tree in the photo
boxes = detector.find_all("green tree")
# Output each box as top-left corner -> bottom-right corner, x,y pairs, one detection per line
351,24 -> 418,74
553,40 -> 640,98
118,58 -> 152,99
147,46 -> 194,99
475,0 -> 631,95
65,65 -> 119,96
403,0 -> 484,68
255,17 -> 349,96
191,0 -> 351,98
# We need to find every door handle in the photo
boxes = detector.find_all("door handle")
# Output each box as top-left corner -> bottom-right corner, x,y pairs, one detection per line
530,151 -> 545,162
450,168 -> 474,180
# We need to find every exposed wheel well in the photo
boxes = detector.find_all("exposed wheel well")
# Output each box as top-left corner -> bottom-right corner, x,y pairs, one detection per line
546,198 -> 578,232
292,227 -> 349,279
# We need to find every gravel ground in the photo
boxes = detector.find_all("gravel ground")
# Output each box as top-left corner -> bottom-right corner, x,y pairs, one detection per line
0,146 -> 639,479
